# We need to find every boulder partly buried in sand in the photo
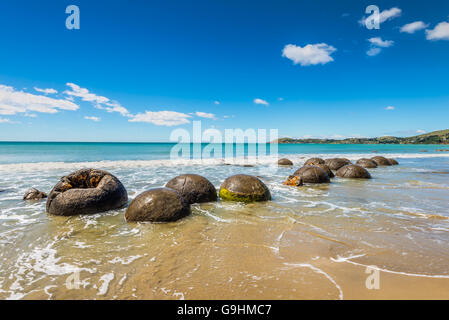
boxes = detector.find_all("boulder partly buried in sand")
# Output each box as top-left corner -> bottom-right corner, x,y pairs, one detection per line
304,158 -> 325,166
388,158 -> 399,165
324,158 -> 352,171
46,169 -> 128,216
278,158 -> 293,166
371,156 -> 392,166
165,174 -> 217,204
219,174 -> 271,202
336,165 -> 371,179
125,188 -> 191,222
283,175 -> 303,187
293,166 -> 331,184
356,158 -> 378,169
23,188 -> 47,201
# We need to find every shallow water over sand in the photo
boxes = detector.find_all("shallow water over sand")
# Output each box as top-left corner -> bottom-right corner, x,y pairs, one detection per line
1,153 -> 449,299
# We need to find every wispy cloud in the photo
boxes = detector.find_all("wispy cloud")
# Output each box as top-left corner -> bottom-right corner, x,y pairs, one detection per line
34,87 -> 58,94
0,117 -> 13,123
254,98 -> 269,106
214,101 -> 220,105
426,20 -> 449,41
64,83 -> 130,116
385,106 -> 395,110
0,84 -> 79,116
360,7 -> 402,26
84,116 -> 101,122
367,37 -> 394,56
282,43 -> 336,66
400,21 -> 429,34
195,111 -> 216,119
129,110 -> 192,126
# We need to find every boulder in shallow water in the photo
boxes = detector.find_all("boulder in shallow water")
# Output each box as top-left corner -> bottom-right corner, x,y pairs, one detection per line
356,158 -> 378,169
46,168 -> 128,216
313,163 -> 335,178
336,165 -> 371,179
165,174 -> 217,204
324,158 -> 352,171
388,158 -> 399,165
283,175 -> 303,187
371,156 -> 392,166
278,158 -> 293,166
125,188 -> 190,222
219,174 -> 271,202
23,188 -> 47,200
304,158 -> 325,166
293,166 -> 331,184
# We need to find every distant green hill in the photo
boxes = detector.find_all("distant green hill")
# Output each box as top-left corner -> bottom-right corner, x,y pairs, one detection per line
274,130 -> 449,145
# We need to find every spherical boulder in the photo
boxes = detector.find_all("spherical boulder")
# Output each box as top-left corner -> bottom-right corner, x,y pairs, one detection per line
371,156 -> 392,166
314,163 -> 335,178
46,169 -> 128,216
219,174 -> 271,202
165,174 -> 217,204
125,188 -> 190,222
278,158 -> 293,166
388,158 -> 399,165
356,158 -> 378,169
293,166 -> 331,184
304,157 -> 325,166
336,165 -> 371,179
324,158 -> 351,171
283,175 -> 303,187
23,188 -> 47,201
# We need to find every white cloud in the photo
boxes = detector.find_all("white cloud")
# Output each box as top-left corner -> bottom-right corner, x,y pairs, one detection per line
367,47 -> 382,56
64,83 -> 130,116
278,97 -> 284,101
214,101 -> 220,105
34,87 -> 58,94
129,110 -> 191,126
426,21 -> 449,40
385,106 -> 395,110
253,98 -> 269,106
360,7 -> 402,26
400,21 -> 429,34
0,84 -> 79,116
195,112 -> 216,119
282,43 -> 336,66
368,37 -> 394,47
84,116 -> 101,122
366,37 -> 394,56
0,117 -> 13,123
416,129 -> 426,134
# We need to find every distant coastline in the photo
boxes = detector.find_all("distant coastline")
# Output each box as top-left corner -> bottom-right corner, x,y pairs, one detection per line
274,129 -> 449,145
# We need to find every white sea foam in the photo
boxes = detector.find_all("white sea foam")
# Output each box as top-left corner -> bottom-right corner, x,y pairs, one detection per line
0,152 -> 448,172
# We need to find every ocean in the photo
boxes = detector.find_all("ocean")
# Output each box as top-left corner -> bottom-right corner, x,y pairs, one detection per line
1,142 -> 449,299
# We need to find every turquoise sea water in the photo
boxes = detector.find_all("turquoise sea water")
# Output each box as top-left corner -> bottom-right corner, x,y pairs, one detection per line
1,142 -> 449,299
0,142 -> 447,164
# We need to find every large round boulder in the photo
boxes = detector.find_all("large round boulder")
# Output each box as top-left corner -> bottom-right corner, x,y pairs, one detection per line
356,158 -> 378,169
371,156 -> 392,166
324,158 -> 352,171
388,158 -> 399,165
336,165 -> 371,179
293,166 -> 331,184
46,169 -> 128,216
314,163 -> 335,178
219,174 -> 271,202
304,158 -> 325,166
23,188 -> 47,201
125,188 -> 190,222
165,174 -> 217,204
278,158 -> 293,166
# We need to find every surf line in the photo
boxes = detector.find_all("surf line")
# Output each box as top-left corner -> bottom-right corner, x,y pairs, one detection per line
331,254 -> 449,279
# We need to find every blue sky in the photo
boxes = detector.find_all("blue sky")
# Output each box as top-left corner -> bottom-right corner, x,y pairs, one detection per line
0,0 -> 448,142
